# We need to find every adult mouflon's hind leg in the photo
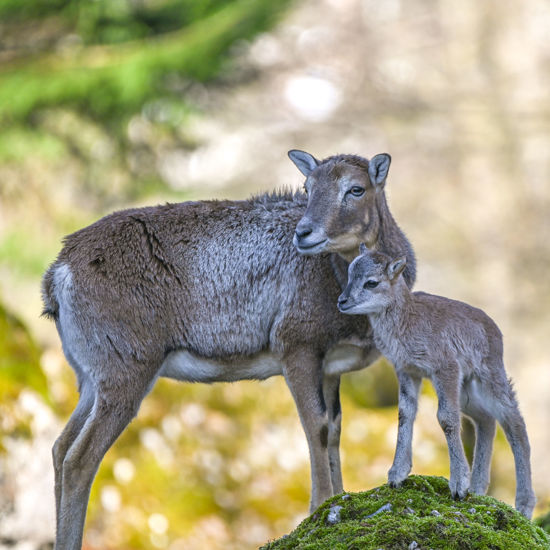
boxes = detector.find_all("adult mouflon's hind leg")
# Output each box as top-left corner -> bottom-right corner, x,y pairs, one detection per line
55,365 -> 155,550
323,374 -> 343,494
52,376 -> 95,532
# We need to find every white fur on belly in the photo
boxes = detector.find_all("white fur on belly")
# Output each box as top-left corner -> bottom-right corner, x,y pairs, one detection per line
159,350 -> 284,383
160,342 -> 377,384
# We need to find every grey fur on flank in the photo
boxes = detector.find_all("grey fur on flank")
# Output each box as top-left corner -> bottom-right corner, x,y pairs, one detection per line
338,247 -> 536,518
42,150 -> 415,550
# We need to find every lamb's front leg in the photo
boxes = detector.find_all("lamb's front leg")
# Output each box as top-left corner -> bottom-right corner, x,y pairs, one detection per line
388,370 -> 422,487
433,372 -> 470,499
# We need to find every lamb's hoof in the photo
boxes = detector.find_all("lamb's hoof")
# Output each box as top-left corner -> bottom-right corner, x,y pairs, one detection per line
516,492 -> 536,519
388,479 -> 403,489
449,477 -> 469,500
387,470 -> 408,489
469,481 -> 489,496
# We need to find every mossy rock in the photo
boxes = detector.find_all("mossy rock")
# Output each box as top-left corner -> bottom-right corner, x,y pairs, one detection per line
260,475 -> 550,550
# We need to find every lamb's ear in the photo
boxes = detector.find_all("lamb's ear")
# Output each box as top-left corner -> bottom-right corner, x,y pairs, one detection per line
359,242 -> 368,255
368,153 -> 391,188
288,150 -> 319,177
387,255 -> 407,281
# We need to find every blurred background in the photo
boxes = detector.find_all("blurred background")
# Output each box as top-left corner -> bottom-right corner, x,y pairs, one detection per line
1,0 -> 549,548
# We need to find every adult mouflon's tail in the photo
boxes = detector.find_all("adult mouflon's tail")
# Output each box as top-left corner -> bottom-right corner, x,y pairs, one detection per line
41,263 -> 59,320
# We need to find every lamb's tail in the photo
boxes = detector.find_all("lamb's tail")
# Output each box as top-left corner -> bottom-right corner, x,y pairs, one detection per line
41,263 -> 59,321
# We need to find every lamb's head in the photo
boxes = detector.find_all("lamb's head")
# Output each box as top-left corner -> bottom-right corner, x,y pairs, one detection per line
337,245 -> 407,315
288,150 -> 391,257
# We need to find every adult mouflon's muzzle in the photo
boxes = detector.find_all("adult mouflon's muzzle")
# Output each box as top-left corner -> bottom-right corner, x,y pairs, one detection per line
293,218 -> 328,254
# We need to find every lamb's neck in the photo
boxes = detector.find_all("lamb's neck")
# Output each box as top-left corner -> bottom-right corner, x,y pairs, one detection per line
368,285 -> 413,352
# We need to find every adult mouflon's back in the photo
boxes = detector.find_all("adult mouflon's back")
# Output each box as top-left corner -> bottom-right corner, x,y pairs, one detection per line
42,151 -> 416,550
43,192 -> 366,370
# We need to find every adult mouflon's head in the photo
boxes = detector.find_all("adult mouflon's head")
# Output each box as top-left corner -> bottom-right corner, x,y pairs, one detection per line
337,245 -> 407,315
288,150 -> 391,258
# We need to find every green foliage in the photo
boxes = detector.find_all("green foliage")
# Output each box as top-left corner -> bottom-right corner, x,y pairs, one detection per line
0,0 -> 291,127
0,0 -> 293,212
261,475 -> 550,550
0,0 -> 246,44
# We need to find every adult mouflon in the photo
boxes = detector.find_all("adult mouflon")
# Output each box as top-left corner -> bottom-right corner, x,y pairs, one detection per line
42,150 -> 415,549
338,246 -> 536,518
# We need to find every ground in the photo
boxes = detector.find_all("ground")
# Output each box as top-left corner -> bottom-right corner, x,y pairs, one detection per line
260,475 -> 550,550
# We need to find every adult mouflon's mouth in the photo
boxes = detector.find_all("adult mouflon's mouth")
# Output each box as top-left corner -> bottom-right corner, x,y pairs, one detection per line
293,237 -> 328,254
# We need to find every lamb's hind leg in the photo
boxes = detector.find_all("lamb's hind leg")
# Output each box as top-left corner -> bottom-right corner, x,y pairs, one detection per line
489,372 -> 536,518
461,380 -> 496,495
433,371 -> 470,499
55,366 -> 155,550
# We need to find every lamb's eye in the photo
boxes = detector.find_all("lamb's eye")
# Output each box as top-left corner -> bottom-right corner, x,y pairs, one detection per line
350,186 -> 365,197
364,280 -> 378,289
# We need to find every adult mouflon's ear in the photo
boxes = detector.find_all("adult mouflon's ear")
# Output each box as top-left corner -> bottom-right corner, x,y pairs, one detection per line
288,150 -> 319,177
387,255 -> 407,281
359,242 -> 368,255
368,153 -> 391,188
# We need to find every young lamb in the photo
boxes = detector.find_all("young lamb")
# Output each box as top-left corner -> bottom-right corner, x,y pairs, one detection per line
337,245 -> 536,518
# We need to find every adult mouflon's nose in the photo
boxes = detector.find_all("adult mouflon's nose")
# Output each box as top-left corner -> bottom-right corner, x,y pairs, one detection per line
294,221 -> 313,241
293,218 -> 327,253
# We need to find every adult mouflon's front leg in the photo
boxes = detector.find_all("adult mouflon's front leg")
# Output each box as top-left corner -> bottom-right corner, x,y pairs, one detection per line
283,347 -> 333,512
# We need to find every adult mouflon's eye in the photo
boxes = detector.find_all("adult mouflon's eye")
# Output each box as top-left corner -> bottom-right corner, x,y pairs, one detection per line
364,280 -> 379,289
349,186 -> 365,197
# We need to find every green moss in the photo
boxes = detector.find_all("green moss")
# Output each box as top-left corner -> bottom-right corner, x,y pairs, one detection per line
261,476 -> 550,550
535,509 -> 550,535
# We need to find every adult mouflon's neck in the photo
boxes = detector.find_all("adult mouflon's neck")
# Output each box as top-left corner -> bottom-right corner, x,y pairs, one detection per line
336,193 -> 416,288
